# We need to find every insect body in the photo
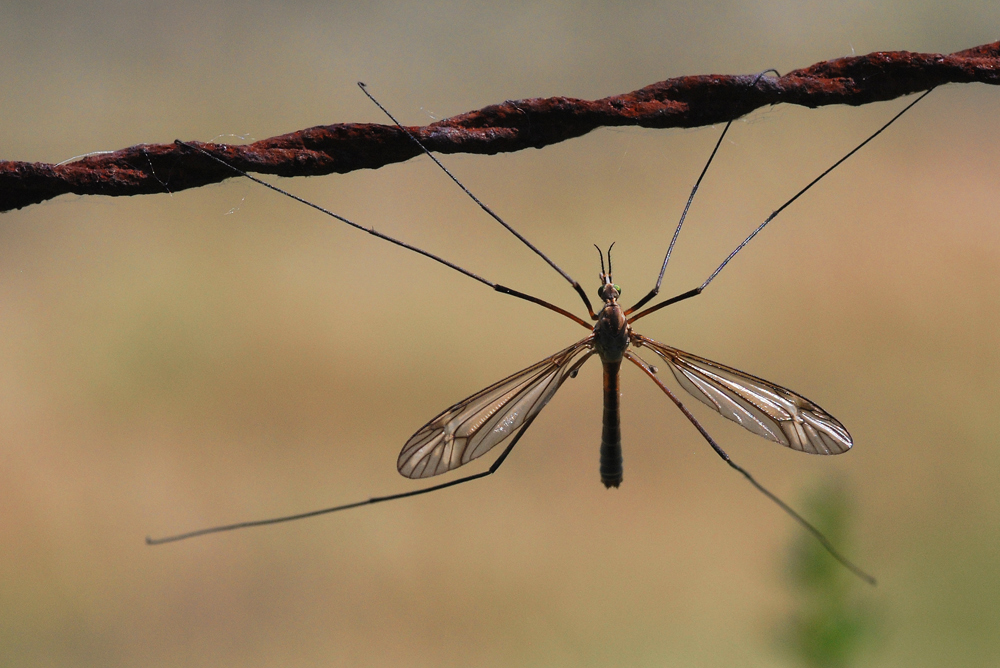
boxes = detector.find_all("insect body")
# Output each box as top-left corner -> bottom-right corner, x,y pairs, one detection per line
593,275 -> 630,488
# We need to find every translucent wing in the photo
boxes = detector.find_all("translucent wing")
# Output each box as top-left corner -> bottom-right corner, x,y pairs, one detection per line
399,338 -> 595,478
635,335 -> 852,454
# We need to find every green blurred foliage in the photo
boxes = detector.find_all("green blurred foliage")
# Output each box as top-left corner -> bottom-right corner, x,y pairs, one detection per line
781,481 -> 878,668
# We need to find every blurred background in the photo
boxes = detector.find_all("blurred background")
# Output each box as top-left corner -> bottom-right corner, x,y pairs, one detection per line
2,2 -> 998,666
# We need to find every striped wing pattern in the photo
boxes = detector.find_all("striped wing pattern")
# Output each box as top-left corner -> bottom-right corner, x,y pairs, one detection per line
636,335 -> 852,455
398,338 -> 595,478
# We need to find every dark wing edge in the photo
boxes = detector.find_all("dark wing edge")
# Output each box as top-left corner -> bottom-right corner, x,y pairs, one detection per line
635,335 -> 852,454
398,338 -> 595,478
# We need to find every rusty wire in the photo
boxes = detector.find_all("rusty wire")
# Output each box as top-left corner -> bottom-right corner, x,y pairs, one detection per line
2,41 -> 998,213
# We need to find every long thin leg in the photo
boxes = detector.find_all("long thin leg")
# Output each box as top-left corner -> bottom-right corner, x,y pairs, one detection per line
625,120 -> 734,316
146,412 -> 543,545
358,83 -> 599,320
627,69 -> 778,316
628,89 -> 934,324
176,141 -> 592,331
625,351 -> 876,586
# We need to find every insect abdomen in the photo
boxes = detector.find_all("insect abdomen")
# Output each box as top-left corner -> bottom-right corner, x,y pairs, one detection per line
600,360 -> 623,488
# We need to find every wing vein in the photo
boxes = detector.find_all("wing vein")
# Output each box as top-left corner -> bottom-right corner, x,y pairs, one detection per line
634,334 -> 851,454
398,337 -> 595,478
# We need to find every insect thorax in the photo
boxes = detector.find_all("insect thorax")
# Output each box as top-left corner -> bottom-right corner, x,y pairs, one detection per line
593,301 -> 630,363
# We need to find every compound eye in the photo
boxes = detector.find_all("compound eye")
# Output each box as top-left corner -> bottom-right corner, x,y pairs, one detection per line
597,285 -> 607,300
613,284 -> 621,295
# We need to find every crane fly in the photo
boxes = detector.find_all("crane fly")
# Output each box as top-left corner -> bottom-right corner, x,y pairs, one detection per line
148,78 -> 934,585
397,245 -> 850,490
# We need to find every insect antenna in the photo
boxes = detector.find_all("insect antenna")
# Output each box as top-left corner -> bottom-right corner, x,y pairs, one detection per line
174,140 -> 592,330
594,244 -> 607,276
358,82 -> 599,320
625,351 -> 876,586
628,87 -> 934,323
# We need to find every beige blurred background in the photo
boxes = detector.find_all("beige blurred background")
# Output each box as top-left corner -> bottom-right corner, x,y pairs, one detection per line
2,2 -> 999,666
